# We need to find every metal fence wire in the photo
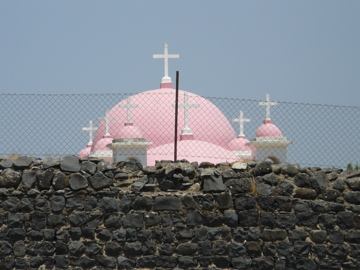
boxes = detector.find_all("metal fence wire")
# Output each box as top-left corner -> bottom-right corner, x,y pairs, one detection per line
0,92 -> 358,169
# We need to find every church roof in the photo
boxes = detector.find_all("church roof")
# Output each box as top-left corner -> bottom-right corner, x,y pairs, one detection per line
228,136 -> 252,151
78,145 -> 91,159
92,87 -> 236,150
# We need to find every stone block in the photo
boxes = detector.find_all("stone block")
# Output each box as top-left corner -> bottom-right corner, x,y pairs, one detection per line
68,173 -> 88,191
13,156 -> 33,169
176,242 -> 198,255
60,155 -> 80,172
89,171 -> 113,190
238,209 -> 259,227
261,229 -> 287,241
154,196 -> 180,211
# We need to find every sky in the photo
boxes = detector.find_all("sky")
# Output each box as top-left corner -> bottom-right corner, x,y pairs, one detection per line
0,1 -> 359,107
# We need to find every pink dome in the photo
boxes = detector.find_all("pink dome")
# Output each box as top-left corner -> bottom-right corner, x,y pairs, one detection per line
255,120 -> 283,137
119,124 -> 143,138
92,88 -> 236,149
91,136 -> 113,151
147,140 -> 239,165
228,136 -> 251,151
78,145 -> 91,159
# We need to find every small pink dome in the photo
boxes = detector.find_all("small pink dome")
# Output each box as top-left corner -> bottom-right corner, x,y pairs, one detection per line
147,140 -> 239,165
78,145 -> 91,158
91,136 -> 113,151
228,136 -> 251,151
119,124 -> 143,138
255,120 -> 283,137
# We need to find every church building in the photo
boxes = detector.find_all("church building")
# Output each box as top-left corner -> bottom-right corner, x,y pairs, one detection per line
78,44 -> 292,166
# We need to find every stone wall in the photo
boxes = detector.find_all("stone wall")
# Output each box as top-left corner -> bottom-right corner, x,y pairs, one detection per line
0,155 -> 359,269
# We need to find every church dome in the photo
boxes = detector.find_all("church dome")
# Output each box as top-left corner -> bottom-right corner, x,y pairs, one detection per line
147,139 -> 239,165
92,87 -> 236,150
228,136 -> 251,151
255,120 -> 283,137
118,124 -> 143,139
78,145 -> 91,159
91,136 -> 113,152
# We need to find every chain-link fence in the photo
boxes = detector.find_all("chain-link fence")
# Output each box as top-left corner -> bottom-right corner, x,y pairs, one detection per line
0,91 -> 358,169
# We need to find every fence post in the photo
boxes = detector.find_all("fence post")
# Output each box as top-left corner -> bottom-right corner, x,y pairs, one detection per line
174,71 -> 179,162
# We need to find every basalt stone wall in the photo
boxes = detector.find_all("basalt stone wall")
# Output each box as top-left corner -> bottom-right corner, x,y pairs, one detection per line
0,155 -> 359,270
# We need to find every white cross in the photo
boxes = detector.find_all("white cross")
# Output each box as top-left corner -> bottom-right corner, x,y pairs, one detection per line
82,120 -> 98,145
119,97 -> 138,124
153,43 -> 179,83
233,111 -> 250,137
258,93 -> 277,120
173,92 -> 200,135
98,110 -> 116,137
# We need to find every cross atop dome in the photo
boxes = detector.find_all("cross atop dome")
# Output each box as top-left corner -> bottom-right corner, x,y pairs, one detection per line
233,111 -> 250,137
259,93 -> 277,120
153,43 -> 179,87
82,120 -> 97,145
98,110 -> 116,137
174,92 -> 200,137
119,97 -> 138,125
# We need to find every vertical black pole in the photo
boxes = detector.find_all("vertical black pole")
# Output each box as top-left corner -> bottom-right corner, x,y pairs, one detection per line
174,71 -> 179,162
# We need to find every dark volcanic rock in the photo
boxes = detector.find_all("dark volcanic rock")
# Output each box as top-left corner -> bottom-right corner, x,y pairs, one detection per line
310,170 -> 328,190
202,169 -> 225,192
154,196 -> 180,211
295,188 -> 317,199
67,241 -> 85,257
346,178 -> 360,190
52,171 -> 66,190
344,191 -> 360,205
226,178 -> 251,193
262,229 -> 287,241
22,170 -> 36,189
37,168 -> 55,190
253,161 -> 273,176
13,156 -> 33,169
69,173 -> 88,191
263,173 -> 280,186
118,256 -> 136,268
131,176 -> 148,192
309,230 -> 327,244
216,193 -> 234,209
281,163 -> 300,177
60,155 -> 80,172
0,169 -> 21,188
294,173 -> 311,187
89,171 -> 113,190
0,241 -> 12,256
238,209 -> 259,227
98,197 -> 119,212
176,242 -> 198,255
50,196 -> 65,212
80,161 -> 97,175
0,158 -> 13,169
181,194 -> 198,209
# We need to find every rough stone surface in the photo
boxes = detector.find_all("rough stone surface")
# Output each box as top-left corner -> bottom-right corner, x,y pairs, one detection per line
69,173 -> 88,191
60,155 -> 80,172
89,171 -> 113,190
154,196 -> 180,211
13,156 -> 33,169
0,159 -> 357,269
0,169 -> 21,188
52,171 -> 66,190
202,169 -> 225,192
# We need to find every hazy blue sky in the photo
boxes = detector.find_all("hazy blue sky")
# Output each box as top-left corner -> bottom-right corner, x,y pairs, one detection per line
0,1 -> 359,106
